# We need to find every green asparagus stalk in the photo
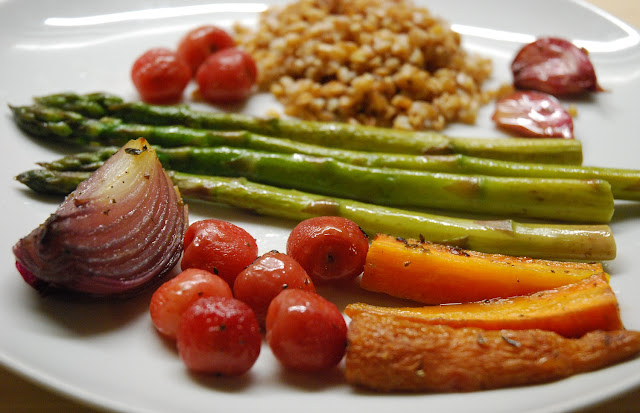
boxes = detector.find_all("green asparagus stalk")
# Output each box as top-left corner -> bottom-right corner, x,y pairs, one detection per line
10,104 -> 252,148
40,147 -> 118,171
15,168 -> 617,261
42,145 -> 640,201
33,145 -> 614,223
32,92 -> 583,164
13,104 -> 446,158
35,92 -> 124,118
16,169 -> 87,195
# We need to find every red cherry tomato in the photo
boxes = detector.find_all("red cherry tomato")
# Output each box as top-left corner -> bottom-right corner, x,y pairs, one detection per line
266,289 -> 347,372
195,48 -> 258,104
233,251 -> 315,328
512,37 -> 601,96
149,268 -> 233,339
286,216 -> 369,284
177,296 -> 261,375
181,219 -> 258,287
492,91 -> 574,139
177,25 -> 236,76
131,48 -> 191,104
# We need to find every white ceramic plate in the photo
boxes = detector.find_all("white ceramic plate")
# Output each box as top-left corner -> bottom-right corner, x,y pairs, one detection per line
1,1 -> 639,412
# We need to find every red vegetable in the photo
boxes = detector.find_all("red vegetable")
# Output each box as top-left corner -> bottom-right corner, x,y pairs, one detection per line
286,216 -> 369,284
13,139 -> 187,297
177,25 -> 236,76
177,296 -> 261,375
150,268 -> 233,339
195,48 -> 258,104
266,289 -> 347,372
492,91 -> 574,139
181,219 -> 258,287
512,37 -> 601,96
131,48 -> 191,104
233,251 -> 315,328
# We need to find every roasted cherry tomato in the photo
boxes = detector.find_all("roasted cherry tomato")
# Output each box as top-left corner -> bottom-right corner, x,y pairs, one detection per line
149,268 -> 233,339
177,296 -> 261,375
177,25 -> 236,76
233,251 -> 315,328
195,48 -> 258,104
131,48 -> 191,104
266,289 -> 347,372
512,37 -> 601,96
286,216 -> 369,284
492,90 -> 574,139
181,219 -> 258,287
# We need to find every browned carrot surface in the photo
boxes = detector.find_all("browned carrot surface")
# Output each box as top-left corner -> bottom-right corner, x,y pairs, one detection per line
345,312 -> 640,392
346,273 -> 621,338
361,233 -> 605,304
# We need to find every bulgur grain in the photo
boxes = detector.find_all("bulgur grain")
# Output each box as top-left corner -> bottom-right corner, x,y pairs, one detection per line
235,0 -> 495,131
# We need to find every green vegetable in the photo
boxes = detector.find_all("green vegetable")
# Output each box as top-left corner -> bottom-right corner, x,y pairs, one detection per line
15,168 -> 617,261
41,144 -> 640,201
34,146 -> 614,223
35,92 -> 124,118
30,92 -> 583,164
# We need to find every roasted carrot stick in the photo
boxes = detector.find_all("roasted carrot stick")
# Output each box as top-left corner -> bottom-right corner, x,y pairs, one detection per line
361,233 -> 605,304
345,312 -> 640,392
347,273 -> 621,338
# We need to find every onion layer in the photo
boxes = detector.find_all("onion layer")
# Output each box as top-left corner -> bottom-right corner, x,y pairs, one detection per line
13,138 -> 188,297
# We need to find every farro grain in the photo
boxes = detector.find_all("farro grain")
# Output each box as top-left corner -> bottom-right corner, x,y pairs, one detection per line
235,0 -> 496,131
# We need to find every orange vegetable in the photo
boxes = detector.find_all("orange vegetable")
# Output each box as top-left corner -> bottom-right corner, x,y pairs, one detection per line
345,312 -> 640,392
360,233 -> 605,304
346,273 -> 621,338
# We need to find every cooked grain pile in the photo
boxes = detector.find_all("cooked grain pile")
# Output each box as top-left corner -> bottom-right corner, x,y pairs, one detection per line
235,0 -> 495,131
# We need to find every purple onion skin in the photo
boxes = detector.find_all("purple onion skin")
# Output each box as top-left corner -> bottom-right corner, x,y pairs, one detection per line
15,261 -> 52,294
13,139 -> 188,299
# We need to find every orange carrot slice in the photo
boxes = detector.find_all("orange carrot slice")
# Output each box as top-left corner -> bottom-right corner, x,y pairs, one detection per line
347,273 -> 622,338
361,233 -> 605,304
345,312 -> 640,392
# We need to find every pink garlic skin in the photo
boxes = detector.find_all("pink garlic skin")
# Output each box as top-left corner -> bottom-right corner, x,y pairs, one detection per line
492,91 -> 574,139
512,37 -> 601,96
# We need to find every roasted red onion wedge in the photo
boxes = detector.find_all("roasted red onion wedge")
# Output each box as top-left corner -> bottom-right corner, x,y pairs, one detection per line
492,90 -> 574,139
13,138 -> 188,297
512,37 -> 602,96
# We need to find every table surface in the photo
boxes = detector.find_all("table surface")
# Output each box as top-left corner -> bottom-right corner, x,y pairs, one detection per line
2,1 -> 640,412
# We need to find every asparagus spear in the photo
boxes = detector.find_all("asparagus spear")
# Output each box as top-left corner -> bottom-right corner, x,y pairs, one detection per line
42,145 -> 640,201
35,92 -> 124,118
10,104 -> 252,148
13,104 -> 445,158
17,104 -> 424,156
16,168 -> 617,261
31,92 -> 583,164
32,145 -> 615,223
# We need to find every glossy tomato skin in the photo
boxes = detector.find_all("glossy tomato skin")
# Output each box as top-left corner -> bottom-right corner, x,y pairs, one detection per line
266,289 -> 347,372
177,25 -> 236,76
492,90 -> 574,139
131,48 -> 191,104
195,48 -> 258,104
286,217 -> 369,284
233,251 -> 315,328
512,37 -> 601,96
181,219 -> 258,287
149,268 -> 233,339
177,296 -> 261,375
